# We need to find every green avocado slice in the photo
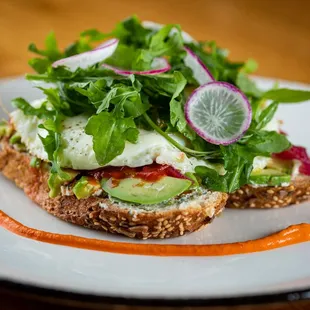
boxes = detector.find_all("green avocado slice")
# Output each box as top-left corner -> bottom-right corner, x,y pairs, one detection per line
250,169 -> 291,186
48,169 -> 79,198
101,176 -> 192,205
73,176 -> 100,199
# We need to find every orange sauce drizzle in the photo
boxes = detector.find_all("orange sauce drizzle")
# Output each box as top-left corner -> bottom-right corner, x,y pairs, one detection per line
1,210 -> 309,256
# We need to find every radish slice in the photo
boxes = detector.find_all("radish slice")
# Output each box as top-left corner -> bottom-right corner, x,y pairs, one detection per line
94,38 -> 119,50
52,38 -> 119,71
184,47 -> 214,85
185,82 -> 252,145
102,57 -> 170,76
142,20 -> 196,44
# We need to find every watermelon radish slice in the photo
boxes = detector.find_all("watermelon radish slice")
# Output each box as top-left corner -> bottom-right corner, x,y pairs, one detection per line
185,81 -> 252,145
52,38 -> 119,71
102,57 -> 170,76
142,20 -> 195,44
184,47 -> 214,85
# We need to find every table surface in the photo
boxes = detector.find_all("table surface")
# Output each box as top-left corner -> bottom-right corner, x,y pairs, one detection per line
1,283 -> 310,310
0,0 -> 310,309
0,0 -> 309,83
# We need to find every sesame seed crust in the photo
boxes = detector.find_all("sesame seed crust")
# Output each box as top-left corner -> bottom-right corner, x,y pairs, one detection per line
227,178 -> 310,209
0,141 -> 227,239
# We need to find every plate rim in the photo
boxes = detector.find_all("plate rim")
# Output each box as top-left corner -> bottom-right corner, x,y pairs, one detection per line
1,278 -> 310,307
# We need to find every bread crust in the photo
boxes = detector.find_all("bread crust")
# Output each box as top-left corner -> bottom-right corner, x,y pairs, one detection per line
0,141 -> 227,239
227,177 -> 310,209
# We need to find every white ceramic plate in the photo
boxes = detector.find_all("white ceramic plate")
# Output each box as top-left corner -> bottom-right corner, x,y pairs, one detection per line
0,77 -> 310,306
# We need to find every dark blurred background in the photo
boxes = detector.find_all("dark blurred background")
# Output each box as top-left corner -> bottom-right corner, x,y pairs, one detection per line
0,0 -> 309,82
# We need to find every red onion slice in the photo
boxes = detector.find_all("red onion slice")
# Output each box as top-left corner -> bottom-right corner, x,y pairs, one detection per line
52,38 -> 119,71
142,20 -> 196,44
184,47 -> 214,85
94,38 -> 119,50
102,57 -> 171,76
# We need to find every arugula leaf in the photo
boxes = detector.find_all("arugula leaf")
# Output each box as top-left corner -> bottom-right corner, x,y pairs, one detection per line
68,80 -> 107,109
195,166 -> 228,192
28,32 -> 61,61
113,15 -> 152,48
263,88 -> 310,103
169,72 -> 187,124
149,24 -> 183,57
139,72 -> 186,97
169,72 -> 196,140
94,82 -> 150,117
245,131 -> 291,155
85,112 -> 139,165
105,44 -> 153,71
38,122 -> 57,162
96,88 -> 117,113
195,145 -> 252,193
121,92 -> 150,118
37,87 -> 70,112
37,112 -> 73,197
28,58 -> 51,74
242,58 -> 258,74
255,101 -> 278,130
221,145 -> 253,192
12,98 -> 53,118
80,29 -> 110,42
236,72 -> 262,97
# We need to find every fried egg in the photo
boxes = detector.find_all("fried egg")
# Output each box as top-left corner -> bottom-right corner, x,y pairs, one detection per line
11,100 -> 216,173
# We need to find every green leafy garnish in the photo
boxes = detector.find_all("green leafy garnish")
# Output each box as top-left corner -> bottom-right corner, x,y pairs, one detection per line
85,112 -> 139,165
12,98 -> 53,118
263,88 -> 310,103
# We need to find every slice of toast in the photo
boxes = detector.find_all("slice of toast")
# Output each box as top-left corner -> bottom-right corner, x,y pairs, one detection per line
227,177 -> 310,209
0,141 -> 227,239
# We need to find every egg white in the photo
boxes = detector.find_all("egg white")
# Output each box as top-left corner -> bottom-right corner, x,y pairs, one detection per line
11,100 -> 216,173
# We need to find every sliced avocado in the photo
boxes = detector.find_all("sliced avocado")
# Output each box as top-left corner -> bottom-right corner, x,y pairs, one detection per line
73,176 -> 100,199
0,126 -> 6,139
250,169 -> 291,186
185,172 -> 200,188
101,176 -> 192,205
9,133 -> 21,145
48,169 -> 79,198
267,158 -> 293,174
30,157 -> 41,169
0,121 -> 11,139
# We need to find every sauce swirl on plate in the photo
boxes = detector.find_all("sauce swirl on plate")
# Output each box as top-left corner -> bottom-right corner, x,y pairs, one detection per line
0,210 -> 309,256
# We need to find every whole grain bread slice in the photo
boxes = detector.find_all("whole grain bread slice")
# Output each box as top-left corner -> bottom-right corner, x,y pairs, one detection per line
227,177 -> 310,209
0,141 -> 227,239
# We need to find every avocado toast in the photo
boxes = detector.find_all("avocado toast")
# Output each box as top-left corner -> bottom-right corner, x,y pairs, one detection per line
1,16 -> 310,239
227,144 -> 310,209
